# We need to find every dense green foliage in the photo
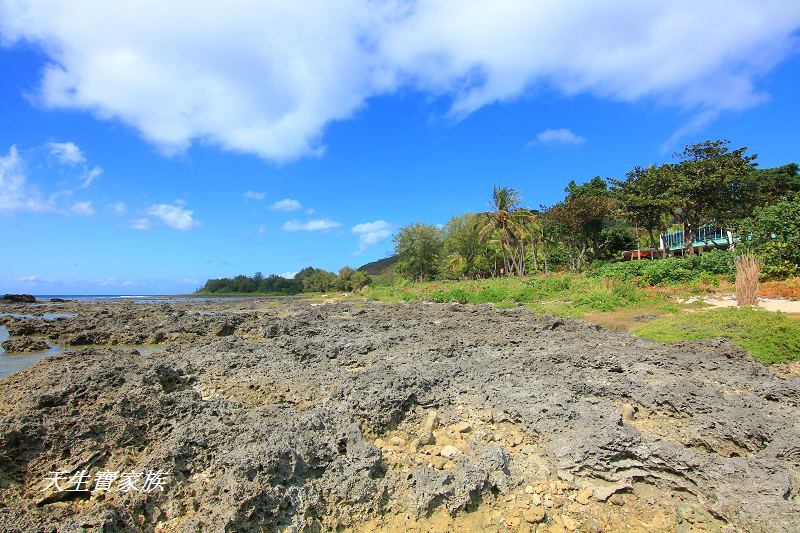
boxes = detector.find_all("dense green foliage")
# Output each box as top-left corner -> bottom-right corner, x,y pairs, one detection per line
736,196 -> 800,278
634,307 -> 800,364
587,249 -> 735,286
197,266 -> 370,294
393,223 -> 444,281
199,272 -> 301,294
389,140 -> 798,281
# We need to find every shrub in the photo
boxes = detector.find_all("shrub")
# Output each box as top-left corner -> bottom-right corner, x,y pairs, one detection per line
586,250 -> 735,286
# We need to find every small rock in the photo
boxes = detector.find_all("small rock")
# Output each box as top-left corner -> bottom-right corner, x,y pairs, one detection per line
531,493 -> 542,505
585,518 -> 603,533
562,515 -> 578,531
524,485 -> 535,494
608,494 -> 625,506
453,421 -> 472,433
622,403 -> 636,422
440,445 -> 462,459
423,411 -> 439,432
390,436 -> 406,447
576,487 -> 593,505
418,431 -> 435,446
476,409 -> 493,422
427,456 -> 447,469
408,438 -> 420,453
522,506 -> 546,524
513,435 -> 524,446
591,482 -> 632,502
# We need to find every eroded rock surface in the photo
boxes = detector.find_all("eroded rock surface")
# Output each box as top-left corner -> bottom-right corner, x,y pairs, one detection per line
0,299 -> 797,532
1,337 -> 49,354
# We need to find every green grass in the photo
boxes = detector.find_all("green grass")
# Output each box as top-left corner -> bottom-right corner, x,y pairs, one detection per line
633,307 -> 800,364
362,274 -> 666,317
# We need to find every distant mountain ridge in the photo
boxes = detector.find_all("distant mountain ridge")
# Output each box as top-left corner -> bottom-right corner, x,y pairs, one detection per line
357,255 -> 398,275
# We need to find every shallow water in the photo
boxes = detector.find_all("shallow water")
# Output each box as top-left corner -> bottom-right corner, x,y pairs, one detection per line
132,297 -> 247,303
0,325 -> 61,379
0,313 -> 78,320
0,325 -> 165,380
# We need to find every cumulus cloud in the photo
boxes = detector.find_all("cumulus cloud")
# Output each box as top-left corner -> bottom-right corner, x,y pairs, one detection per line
352,220 -> 392,254
243,190 -> 266,200
1,1 -> 797,160
46,140 -> 85,165
282,218 -> 341,232
146,202 -> 201,230
270,198 -> 303,212
530,128 -> 586,147
70,200 -> 93,215
280,271 -> 298,279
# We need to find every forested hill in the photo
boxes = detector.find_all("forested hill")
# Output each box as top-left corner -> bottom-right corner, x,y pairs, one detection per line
357,255 -> 398,275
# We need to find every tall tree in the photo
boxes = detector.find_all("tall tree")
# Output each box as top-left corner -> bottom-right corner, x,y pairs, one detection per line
732,163 -> 800,217
545,177 -> 620,265
480,186 -> 531,275
443,214 -> 488,278
665,140 -> 758,254
394,223 -> 444,281
610,165 -> 673,256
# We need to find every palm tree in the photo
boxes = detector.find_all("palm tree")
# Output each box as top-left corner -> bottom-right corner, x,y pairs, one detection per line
481,187 -> 531,275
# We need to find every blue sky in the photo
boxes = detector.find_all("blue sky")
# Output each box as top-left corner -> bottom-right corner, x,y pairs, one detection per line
1,1 -> 799,294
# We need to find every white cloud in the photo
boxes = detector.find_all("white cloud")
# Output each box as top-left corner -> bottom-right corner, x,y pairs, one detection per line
531,128 -> 586,147
46,141 -> 85,165
80,165 -> 102,188
70,200 -> 93,215
146,202 -> 200,230
109,201 -> 127,215
0,145 -> 49,213
352,219 -> 392,254
1,1 -> 797,160
0,143 -> 104,214
280,271 -> 297,279
243,190 -> 266,200
270,198 -> 303,212
282,218 -> 341,232
129,218 -> 153,230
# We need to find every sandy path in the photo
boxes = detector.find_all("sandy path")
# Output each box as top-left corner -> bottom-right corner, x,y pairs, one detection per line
697,294 -> 800,313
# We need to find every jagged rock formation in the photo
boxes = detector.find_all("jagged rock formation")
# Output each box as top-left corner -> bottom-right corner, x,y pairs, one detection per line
0,299 -> 797,531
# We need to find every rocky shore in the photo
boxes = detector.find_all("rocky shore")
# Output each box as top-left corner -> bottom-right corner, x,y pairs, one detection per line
0,297 -> 797,531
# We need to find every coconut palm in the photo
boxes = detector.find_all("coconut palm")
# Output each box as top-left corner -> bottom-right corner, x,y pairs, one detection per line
480,187 -> 532,275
